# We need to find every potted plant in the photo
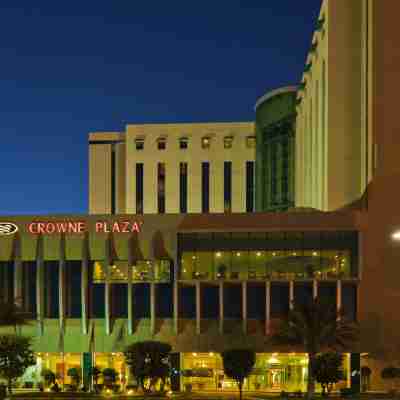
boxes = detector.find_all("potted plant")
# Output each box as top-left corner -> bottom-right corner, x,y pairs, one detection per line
102,368 -> 118,389
41,369 -> 56,388
67,367 -> 81,391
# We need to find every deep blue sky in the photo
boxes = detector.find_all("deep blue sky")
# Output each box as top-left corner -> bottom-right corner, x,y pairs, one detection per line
0,0 -> 321,215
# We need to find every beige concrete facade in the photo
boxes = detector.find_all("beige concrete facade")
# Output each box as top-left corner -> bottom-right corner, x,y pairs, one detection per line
89,122 -> 255,214
295,0 -> 372,211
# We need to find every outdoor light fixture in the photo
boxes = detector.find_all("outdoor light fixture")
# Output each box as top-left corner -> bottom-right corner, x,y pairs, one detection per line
392,231 -> 400,240
216,252 -> 222,258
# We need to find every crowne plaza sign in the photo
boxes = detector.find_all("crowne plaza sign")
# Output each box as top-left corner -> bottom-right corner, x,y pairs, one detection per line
0,220 -> 142,236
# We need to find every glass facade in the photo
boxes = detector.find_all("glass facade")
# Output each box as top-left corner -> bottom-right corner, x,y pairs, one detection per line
179,231 -> 358,281
181,353 -> 350,392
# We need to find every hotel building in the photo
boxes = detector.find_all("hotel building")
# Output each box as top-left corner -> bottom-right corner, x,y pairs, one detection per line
1,0 -> 400,394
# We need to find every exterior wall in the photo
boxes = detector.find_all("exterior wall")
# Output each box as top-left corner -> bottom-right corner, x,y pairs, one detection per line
90,122 -> 255,215
255,87 -> 297,212
296,0 -> 365,211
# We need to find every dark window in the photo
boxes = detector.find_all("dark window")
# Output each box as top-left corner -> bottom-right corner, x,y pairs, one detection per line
65,261 -> 82,318
246,161 -> 255,212
201,162 -> 210,213
180,163 -> 188,213
201,286 -> 219,318
136,163 -> 144,214
156,284 -> 173,318
224,136 -> 233,149
158,139 -> 166,150
22,262 -> 36,316
179,286 -> 196,318
179,138 -> 188,149
135,139 -> 144,150
44,261 -> 59,318
158,163 -> 166,214
133,284 -> 150,318
111,283 -> 127,318
224,161 -> 232,212
111,144 -> 116,214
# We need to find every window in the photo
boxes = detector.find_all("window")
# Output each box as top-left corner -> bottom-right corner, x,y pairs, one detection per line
224,136 -> 233,149
202,162 -> 210,213
224,161 -> 232,212
246,161 -> 255,212
202,136 -> 211,149
157,137 -> 166,150
111,144 -> 116,214
135,138 -> 144,150
180,163 -> 188,213
158,163 -> 166,213
136,163 -> 143,214
179,137 -> 188,149
246,136 -> 256,148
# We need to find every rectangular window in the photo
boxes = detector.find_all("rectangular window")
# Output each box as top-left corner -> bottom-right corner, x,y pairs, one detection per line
224,161 -> 232,212
157,138 -> 166,150
180,163 -> 188,213
136,163 -> 143,214
246,136 -> 256,148
246,161 -> 255,212
224,136 -> 233,149
135,139 -> 144,150
179,137 -> 188,149
158,163 -> 166,213
111,144 -> 116,214
201,162 -> 210,213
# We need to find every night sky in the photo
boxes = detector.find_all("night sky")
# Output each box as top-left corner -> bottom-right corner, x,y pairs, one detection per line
0,0 -> 322,215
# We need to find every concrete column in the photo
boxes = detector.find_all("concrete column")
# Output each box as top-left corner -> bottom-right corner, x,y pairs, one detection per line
36,235 -> 44,335
127,238 -> 134,335
13,235 -> 22,305
104,236 -> 111,336
196,281 -> 201,335
313,279 -> 318,298
265,281 -> 271,335
242,281 -> 247,334
173,281 -> 178,335
337,280 -> 342,316
219,281 -> 224,334
150,283 -> 156,336
59,235 -> 66,329
289,281 -> 294,310
81,235 -> 89,335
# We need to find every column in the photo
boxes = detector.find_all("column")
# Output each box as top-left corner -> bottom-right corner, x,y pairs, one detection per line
59,235 -> 65,329
13,235 -> 22,304
219,281 -> 224,334
337,280 -> 342,315
104,236 -> 111,336
289,281 -> 294,310
36,235 -> 44,335
196,281 -> 201,335
81,235 -> 89,335
242,282 -> 247,334
265,281 -> 271,335
313,279 -> 318,298
173,281 -> 179,335
150,283 -> 156,336
127,240 -> 134,335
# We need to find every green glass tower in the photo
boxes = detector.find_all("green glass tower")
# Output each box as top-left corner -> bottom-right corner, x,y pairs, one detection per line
255,86 -> 297,212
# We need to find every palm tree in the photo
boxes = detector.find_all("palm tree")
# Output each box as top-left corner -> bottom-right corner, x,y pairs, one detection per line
0,300 -> 32,334
271,296 -> 358,398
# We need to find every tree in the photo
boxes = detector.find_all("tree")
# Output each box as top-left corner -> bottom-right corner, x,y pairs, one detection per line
41,368 -> 56,387
221,349 -> 256,400
313,353 -> 343,395
0,301 -> 32,334
102,368 -> 117,388
0,335 -> 35,394
381,366 -> 400,393
67,367 -> 81,389
124,341 -> 171,393
271,297 -> 358,399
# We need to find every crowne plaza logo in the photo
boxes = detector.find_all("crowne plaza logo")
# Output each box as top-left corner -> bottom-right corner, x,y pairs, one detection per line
0,223 -> 18,236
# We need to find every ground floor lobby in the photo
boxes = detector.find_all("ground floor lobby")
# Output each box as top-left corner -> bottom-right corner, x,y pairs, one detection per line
16,352 -> 353,393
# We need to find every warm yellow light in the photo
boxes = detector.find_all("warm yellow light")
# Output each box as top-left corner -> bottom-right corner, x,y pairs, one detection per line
209,352 -> 214,356
216,252 -> 222,258
392,231 -> 400,240
312,251 -> 318,256
292,252 -> 297,256
272,252 -> 276,257
192,256 -> 196,260
127,389 -> 133,395
193,352 -> 197,356
256,252 -> 262,257
236,252 -> 241,257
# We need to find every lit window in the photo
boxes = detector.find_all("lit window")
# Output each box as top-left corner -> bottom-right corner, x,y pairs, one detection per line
202,136 -> 211,149
179,137 -> 188,149
135,139 -> 144,150
224,136 -> 233,148
157,138 -> 166,150
246,136 -> 256,148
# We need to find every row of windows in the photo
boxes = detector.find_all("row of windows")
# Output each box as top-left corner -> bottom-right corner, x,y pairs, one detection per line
135,136 -> 256,151
136,161 -> 255,214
